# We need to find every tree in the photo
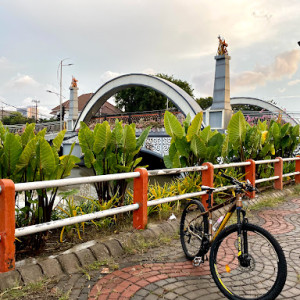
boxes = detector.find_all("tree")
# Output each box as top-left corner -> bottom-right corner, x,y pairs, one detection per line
2,112 -> 35,125
115,74 -> 194,112
196,97 -> 213,110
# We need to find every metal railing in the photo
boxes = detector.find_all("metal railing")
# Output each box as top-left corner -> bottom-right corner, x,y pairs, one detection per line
1,156 -> 300,273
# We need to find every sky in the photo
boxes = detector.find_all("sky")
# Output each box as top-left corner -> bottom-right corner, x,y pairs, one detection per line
1,0 -> 300,118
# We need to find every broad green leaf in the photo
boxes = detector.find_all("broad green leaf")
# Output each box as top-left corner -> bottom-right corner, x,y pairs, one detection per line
36,138 -> 56,175
163,155 -> 173,168
3,133 -> 23,177
122,125 -> 136,152
168,143 -> 177,160
199,126 -> 212,143
164,111 -> 184,138
36,128 -> 47,138
227,111 -> 247,146
52,130 -> 66,151
136,126 -> 151,149
133,157 -> 143,168
172,152 -> 181,168
21,123 -> 35,146
208,133 -> 223,147
78,122 -> 94,153
191,135 -> 206,158
84,149 -> 95,168
183,114 -> 191,133
186,112 -> 203,142
16,138 -> 37,173
175,137 -> 189,158
0,121 -> 6,141
281,123 -> 290,137
112,120 -> 124,146
94,121 -> 111,153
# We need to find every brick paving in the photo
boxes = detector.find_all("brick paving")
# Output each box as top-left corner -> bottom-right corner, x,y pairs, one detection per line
83,194 -> 300,299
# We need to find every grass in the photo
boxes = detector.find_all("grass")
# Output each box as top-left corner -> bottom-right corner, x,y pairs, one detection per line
80,258 -> 119,280
249,196 -> 286,211
123,233 -> 177,255
0,278 -> 68,300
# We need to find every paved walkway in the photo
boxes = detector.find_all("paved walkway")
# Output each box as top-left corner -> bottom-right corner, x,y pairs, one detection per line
2,189 -> 300,299
69,193 -> 300,299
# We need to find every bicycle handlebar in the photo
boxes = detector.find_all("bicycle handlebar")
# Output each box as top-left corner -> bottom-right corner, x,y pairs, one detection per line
220,172 -> 258,193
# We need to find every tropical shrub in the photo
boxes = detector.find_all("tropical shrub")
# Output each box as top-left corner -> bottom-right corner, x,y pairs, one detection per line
163,111 -> 224,168
0,122 -> 80,252
78,120 -> 150,206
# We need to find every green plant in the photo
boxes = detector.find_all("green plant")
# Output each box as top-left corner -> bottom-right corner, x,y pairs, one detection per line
163,111 -> 224,168
0,122 -> 80,252
56,190 -> 85,242
78,120 -> 150,206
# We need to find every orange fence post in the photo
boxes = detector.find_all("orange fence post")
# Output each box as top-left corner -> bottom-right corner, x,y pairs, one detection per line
274,157 -> 283,190
295,156 -> 300,184
133,168 -> 148,230
0,179 -> 15,273
245,159 -> 256,199
201,162 -> 214,209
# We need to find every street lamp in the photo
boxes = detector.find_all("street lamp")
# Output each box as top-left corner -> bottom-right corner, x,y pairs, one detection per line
46,90 -> 66,122
56,59 -> 73,131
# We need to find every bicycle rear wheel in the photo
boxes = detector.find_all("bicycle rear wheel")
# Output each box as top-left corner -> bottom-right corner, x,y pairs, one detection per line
209,223 -> 287,300
180,199 -> 208,260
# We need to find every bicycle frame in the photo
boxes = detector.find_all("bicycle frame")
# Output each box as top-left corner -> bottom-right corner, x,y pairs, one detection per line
201,190 -> 246,244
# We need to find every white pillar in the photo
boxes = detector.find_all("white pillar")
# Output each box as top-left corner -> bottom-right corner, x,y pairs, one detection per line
67,78 -> 79,131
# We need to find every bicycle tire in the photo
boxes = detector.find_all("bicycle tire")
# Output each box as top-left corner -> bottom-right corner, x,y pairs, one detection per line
209,223 -> 287,300
180,199 -> 209,260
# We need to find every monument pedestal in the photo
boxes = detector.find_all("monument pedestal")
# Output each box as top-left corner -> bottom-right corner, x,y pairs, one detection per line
209,54 -> 232,131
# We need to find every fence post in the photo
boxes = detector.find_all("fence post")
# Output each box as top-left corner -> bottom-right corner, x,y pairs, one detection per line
0,179 -> 15,273
245,159 -> 256,199
274,157 -> 283,190
133,168 -> 148,230
295,156 -> 300,184
201,162 -> 214,209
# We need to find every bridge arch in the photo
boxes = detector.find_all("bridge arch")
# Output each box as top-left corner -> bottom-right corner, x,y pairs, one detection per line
230,97 -> 298,126
74,73 -> 202,130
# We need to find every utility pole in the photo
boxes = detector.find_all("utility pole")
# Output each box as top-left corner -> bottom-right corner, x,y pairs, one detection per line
59,59 -> 73,131
32,99 -> 40,122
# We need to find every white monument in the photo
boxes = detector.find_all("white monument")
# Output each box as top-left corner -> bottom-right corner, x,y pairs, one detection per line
67,77 -> 79,131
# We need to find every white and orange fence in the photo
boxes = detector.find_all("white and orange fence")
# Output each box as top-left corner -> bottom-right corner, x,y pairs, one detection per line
1,157 -> 300,273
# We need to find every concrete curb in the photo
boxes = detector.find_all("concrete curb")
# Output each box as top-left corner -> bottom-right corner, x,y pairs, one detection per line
0,186 -> 296,292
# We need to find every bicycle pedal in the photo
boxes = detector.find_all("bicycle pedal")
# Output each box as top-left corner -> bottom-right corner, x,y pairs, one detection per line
193,256 -> 203,267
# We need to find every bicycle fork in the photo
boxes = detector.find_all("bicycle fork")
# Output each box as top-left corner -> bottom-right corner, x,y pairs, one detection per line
236,197 -> 251,268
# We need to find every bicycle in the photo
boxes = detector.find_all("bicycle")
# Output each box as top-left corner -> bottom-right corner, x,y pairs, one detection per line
180,172 -> 287,300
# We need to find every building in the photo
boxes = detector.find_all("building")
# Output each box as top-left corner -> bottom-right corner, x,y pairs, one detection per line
50,93 -> 121,120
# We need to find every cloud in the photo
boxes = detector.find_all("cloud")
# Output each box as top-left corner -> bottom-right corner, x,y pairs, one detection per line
7,74 -> 39,88
288,79 -> 300,86
232,50 -> 300,92
99,71 -> 121,84
278,88 -> 286,93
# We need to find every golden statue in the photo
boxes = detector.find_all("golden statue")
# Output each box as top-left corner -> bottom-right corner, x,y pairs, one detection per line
217,35 -> 228,55
71,76 -> 78,87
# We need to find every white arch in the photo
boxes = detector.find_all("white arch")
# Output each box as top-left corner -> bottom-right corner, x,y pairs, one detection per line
231,97 -> 299,126
74,73 -> 202,130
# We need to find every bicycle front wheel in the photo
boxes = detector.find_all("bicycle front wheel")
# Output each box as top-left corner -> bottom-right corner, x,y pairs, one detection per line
180,199 -> 208,260
209,223 -> 287,300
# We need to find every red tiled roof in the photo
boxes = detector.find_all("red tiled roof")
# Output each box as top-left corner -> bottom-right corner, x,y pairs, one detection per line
51,93 -> 121,115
